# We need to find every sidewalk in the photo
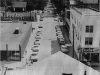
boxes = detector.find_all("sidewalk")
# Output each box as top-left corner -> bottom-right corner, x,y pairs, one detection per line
59,25 -> 78,60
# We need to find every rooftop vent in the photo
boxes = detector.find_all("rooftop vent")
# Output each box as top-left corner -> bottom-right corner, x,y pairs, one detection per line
13,27 -> 19,34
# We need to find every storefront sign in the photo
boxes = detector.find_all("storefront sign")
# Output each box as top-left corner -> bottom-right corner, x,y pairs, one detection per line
82,48 -> 97,52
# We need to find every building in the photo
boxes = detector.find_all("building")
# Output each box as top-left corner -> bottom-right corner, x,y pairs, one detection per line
6,51 -> 100,75
0,22 -> 32,61
11,1 -> 27,12
69,7 -> 100,67
0,11 -> 37,22
0,7 -> 5,17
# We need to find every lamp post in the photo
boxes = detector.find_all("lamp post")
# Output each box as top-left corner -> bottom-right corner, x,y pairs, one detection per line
73,24 -> 74,58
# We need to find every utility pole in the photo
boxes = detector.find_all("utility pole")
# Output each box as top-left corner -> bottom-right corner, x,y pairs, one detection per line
73,24 -> 74,58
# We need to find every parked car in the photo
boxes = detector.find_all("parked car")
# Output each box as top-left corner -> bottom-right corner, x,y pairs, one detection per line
36,32 -> 42,36
31,53 -> 38,56
56,30 -> 62,33
64,44 -> 72,47
56,31 -> 62,35
61,45 -> 68,53
57,34 -> 63,38
57,35 -> 64,39
31,47 -> 39,52
40,18 -> 43,21
34,41 -> 40,45
55,25 -> 60,29
38,25 -> 43,28
58,38 -> 65,45
35,39 -> 40,42
35,36 -> 41,39
30,55 -> 38,63
56,28 -> 61,31
33,44 -> 39,48
54,17 -> 58,21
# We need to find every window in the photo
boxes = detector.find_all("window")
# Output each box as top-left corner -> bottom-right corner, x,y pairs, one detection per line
85,37 -> 93,45
86,26 -> 93,33
91,53 -> 99,63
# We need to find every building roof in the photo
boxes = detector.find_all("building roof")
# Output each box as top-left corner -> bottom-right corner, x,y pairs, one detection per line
12,1 -> 26,8
72,7 -> 100,16
0,22 -> 32,51
6,51 -> 99,75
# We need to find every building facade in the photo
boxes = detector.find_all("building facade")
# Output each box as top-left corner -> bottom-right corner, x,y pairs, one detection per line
69,7 -> 100,66
0,22 -> 32,61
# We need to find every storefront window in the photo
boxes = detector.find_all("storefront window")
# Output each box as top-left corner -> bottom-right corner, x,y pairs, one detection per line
83,53 -> 91,61
91,53 -> 99,63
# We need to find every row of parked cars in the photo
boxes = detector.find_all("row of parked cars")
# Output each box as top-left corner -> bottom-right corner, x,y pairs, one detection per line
29,25 -> 43,63
55,25 -> 72,53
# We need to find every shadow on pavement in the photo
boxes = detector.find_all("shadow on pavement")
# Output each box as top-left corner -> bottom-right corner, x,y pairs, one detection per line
51,40 -> 61,55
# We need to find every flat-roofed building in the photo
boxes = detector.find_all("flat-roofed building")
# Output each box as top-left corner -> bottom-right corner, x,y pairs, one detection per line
0,22 -> 32,61
70,7 -> 100,68
11,1 -> 27,12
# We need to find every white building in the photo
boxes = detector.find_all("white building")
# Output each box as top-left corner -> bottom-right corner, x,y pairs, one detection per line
5,51 -> 100,75
69,7 -> 100,67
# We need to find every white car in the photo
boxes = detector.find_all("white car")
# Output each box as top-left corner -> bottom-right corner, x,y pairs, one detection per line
64,44 -> 72,47
56,31 -> 62,34
33,44 -> 39,48
56,30 -> 62,33
36,32 -> 42,36
57,35 -> 64,39
54,18 -> 58,21
61,45 -> 68,53
56,28 -> 61,31
57,34 -> 63,37
55,25 -> 60,29
30,55 -> 38,62
35,36 -> 41,39
34,40 -> 40,45
31,47 -> 39,52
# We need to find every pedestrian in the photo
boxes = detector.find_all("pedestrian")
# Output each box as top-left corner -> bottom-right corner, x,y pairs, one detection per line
84,71 -> 87,75
87,61 -> 91,67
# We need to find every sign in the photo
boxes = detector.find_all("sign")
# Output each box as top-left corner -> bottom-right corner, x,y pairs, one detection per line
82,48 -> 97,52
80,0 -> 98,4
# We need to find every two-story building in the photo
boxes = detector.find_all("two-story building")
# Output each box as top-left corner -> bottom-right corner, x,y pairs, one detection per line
70,7 -> 100,67
11,1 -> 27,12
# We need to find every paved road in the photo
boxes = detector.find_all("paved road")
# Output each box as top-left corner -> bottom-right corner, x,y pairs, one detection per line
51,40 -> 60,55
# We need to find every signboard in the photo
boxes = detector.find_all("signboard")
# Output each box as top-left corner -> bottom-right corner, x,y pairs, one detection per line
80,0 -> 98,3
